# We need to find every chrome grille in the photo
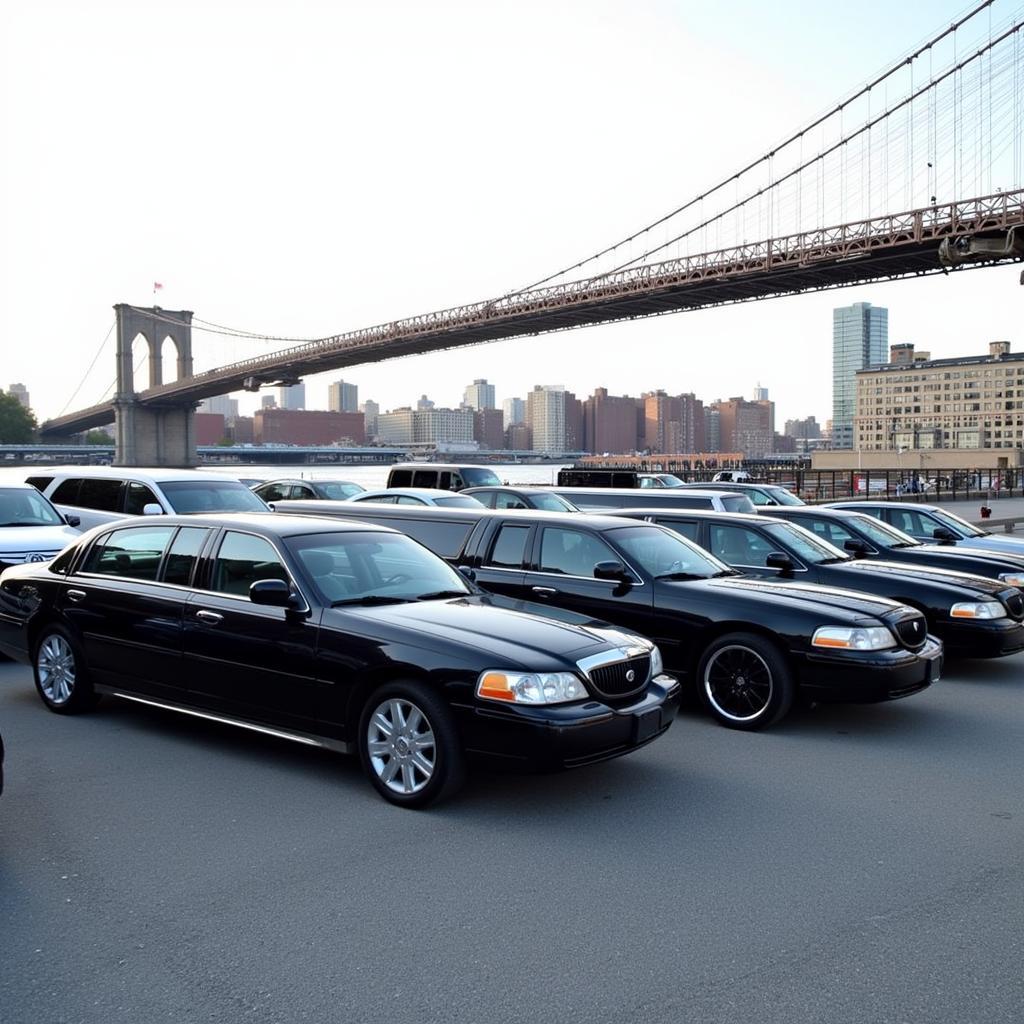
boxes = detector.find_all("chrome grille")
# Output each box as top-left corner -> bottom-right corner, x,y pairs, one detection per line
893,614 -> 928,651
586,655 -> 650,700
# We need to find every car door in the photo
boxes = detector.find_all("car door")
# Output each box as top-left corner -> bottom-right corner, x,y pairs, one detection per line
473,521 -> 532,598
521,524 -> 654,636
183,529 -> 320,731
60,523 -> 196,698
884,507 -> 948,542
290,484 -> 318,500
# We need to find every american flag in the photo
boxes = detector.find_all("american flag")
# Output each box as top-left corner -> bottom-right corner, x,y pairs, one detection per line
153,282 -> 164,292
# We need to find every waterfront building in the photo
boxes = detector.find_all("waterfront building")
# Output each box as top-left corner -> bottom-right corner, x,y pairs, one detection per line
328,380 -> 359,413
463,379 -> 496,411
416,395 -> 434,410
277,383 -> 306,411
360,399 -> 379,439
527,385 -> 567,453
198,395 -> 239,424
641,391 -> 681,453
413,407 -> 475,446
376,408 -> 416,444
679,393 -> 706,453
195,413 -> 227,445
583,388 -> 639,455
231,416 -> 255,444
704,407 -> 721,452
473,409 -> 505,450
503,397 -> 525,428
254,408 -> 365,446
506,423 -> 532,450
854,340 -> 1024,452
8,383 -> 30,410
712,396 -> 773,458
833,301 -> 888,449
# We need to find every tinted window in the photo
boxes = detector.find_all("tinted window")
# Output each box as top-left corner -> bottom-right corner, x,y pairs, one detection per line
212,532 -> 290,597
290,485 -> 317,500
434,495 -> 484,508
124,481 -> 160,515
611,525 -> 725,578
461,468 -> 501,487
801,517 -> 855,546
82,526 -> 175,580
530,492 -> 578,512
25,476 -> 53,492
391,518 -> 473,559
78,478 -> 123,512
160,480 -> 267,514
722,495 -> 756,513
162,527 -> 210,586
539,528 -> 617,577
438,472 -> 453,490
397,495 -> 427,505
0,487 -> 63,526
357,494 -> 396,504
412,471 -> 437,488
487,525 -> 530,568
315,482 -> 362,500
762,522 -> 846,564
51,479 -> 83,505
388,470 -> 413,487
653,517 -> 699,541
468,490 -> 497,508
708,524 -> 777,566
256,483 -> 292,502
887,508 -> 941,540
494,492 -> 528,509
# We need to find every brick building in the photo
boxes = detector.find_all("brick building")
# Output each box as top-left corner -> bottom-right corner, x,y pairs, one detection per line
254,409 -> 365,446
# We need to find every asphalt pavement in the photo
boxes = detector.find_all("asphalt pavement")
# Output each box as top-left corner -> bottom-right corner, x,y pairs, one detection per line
1,655 -> 1022,1024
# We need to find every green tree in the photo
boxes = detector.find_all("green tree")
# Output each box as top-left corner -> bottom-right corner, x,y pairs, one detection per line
0,391 -> 37,443
85,429 -> 114,445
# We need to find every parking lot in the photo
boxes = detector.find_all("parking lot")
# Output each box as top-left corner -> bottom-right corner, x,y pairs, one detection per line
1,655 -> 1022,1024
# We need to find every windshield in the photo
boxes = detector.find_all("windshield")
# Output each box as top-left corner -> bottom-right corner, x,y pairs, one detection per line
161,480 -> 269,514
461,467 -> 502,486
285,531 -> 471,605
641,474 -> 685,488
0,487 -> 64,526
609,524 -> 729,579
765,487 -> 804,506
316,482 -> 363,500
762,521 -> 849,564
931,508 -> 987,537
434,495 -> 485,508
531,492 -> 580,512
722,495 -> 756,513
850,515 -> 921,548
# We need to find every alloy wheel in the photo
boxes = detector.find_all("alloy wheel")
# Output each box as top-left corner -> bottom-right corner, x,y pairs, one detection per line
38,634 -> 77,706
365,698 -> 436,795
703,644 -> 773,723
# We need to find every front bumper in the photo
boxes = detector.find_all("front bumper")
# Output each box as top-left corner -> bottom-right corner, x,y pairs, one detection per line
937,617 -> 1024,658
453,674 -> 682,770
797,637 -> 943,704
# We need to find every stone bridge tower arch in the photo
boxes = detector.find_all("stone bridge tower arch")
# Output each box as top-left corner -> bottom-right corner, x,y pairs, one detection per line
113,304 -> 198,467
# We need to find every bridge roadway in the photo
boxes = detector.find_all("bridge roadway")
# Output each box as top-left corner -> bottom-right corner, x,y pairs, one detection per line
42,189 -> 1024,436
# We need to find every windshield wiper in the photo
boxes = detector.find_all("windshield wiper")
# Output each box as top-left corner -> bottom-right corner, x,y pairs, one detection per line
818,556 -> 850,565
415,590 -> 470,601
654,571 -> 707,581
331,595 -> 413,607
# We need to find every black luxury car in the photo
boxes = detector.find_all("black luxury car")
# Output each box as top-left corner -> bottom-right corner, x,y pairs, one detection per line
270,501 -> 943,730
461,487 -> 581,512
0,515 -> 681,807
759,506 -> 1024,589
610,508 -> 1024,658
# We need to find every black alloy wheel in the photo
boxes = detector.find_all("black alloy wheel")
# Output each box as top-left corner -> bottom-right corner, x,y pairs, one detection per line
357,680 -> 465,808
32,625 -> 98,715
696,632 -> 794,730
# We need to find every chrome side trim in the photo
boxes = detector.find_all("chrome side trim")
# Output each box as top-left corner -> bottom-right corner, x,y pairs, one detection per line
96,688 -> 351,754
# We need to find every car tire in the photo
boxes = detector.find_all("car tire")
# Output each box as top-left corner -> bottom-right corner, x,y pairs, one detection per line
32,625 -> 97,715
358,680 -> 465,808
696,632 -> 794,730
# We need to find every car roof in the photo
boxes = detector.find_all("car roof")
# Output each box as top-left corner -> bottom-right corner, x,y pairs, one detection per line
605,508 -> 765,524
35,466 -> 246,483
764,506 -> 872,519
257,478 -> 356,486
389,463 -> 494,471
355,487 -> 472,498
462,485 -> 555,495
86,512 -> 401,538
552,486 -> 738,497
0,482 -> 43,492
829,501 -> 942,511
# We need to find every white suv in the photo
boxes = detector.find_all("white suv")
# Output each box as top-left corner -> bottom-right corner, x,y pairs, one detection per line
26,467 -> 269,531
0,483 -> 81,571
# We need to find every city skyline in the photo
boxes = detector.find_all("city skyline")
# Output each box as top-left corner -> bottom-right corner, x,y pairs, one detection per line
2,1 -> 1021,431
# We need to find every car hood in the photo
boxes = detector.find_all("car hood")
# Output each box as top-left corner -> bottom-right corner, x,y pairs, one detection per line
0,524 -> 79,560
911,544 -> 1024,570
323,594 -> 650,669
837,559 -> 1008,596
692,575 -> 907,619
961,534 -> 1024,555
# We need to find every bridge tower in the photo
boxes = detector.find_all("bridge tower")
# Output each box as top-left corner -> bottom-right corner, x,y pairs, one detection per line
113,304 -> 198,467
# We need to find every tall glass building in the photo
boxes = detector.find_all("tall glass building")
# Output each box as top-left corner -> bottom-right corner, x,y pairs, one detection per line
832,301 -> 887,449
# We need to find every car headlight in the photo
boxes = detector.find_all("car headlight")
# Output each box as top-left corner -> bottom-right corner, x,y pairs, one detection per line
997,572 -> 1024,588
476,670 -> 589,705
950,601 -> 1005,619
811,626 -> 897,651
650,645 -> 664,678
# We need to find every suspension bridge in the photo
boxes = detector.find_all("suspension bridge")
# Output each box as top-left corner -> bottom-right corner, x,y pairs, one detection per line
41,0 -> 1024,465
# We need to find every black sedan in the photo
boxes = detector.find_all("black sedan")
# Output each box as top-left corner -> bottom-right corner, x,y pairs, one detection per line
759,506 -> 1024,590
269,501 -> 943,731
0,515 -> 680,808
613,508 -> 1024,658
461,486 -> 581,512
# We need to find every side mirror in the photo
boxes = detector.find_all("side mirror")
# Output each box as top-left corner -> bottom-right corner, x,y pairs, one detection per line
765,552 -> 795,575
594,560 -> 629,582
142,503 -> 163,516
457,565 -> 476,582
65,514 -> 81,527
932,527 -> 958,543
844,539 -> 869,556
250,579 -> 293,607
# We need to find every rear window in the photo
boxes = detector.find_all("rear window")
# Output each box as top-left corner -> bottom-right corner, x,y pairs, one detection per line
82,525 -> 175,580
160,480 -> 268,514
388,470 -> 413,487
25,475 -> 54,492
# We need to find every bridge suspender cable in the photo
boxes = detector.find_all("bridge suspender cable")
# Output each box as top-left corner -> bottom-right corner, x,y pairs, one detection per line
56,321 -> 115,418
505,0 -> 998,296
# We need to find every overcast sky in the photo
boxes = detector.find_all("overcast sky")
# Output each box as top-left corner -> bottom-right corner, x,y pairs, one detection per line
2,0 -> 1021,428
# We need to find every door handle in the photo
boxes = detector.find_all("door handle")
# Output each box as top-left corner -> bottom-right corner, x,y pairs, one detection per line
195,610 -> 224,624
531,586 -> 558,598
66,589 -> 86,603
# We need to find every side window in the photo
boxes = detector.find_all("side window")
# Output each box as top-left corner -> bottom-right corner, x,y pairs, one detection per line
437,472 -> 453,490
708,525 -> 775,567
748,490 -> 772,506
809,519 -> 854,546
81,526 -> 176,580
259,483 -> 290,502
389,470 -> 413,487
654,517 -> 699,542
450,473 -> 464,491
162,527 -> 210,586
412,470 -> 437,488
124,481 -> 160,516
78,478 -> 123,512
889,509 -> 931,539
471,490 -> 496,508
494,492 -> 527,510
26,476 -> 54,492
398,495 -> 426,505
539,528 -> 617,577
360,494 -> 395,504
398,520 -> 473,558
291,485 -> 316,500
211,532 -> 290,598
51,478 -> 83,505
487,525 -> 531,568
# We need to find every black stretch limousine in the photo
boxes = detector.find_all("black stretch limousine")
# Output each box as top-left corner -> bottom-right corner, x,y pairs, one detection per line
0,514 -> 681,807
270,501 -> 944,730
